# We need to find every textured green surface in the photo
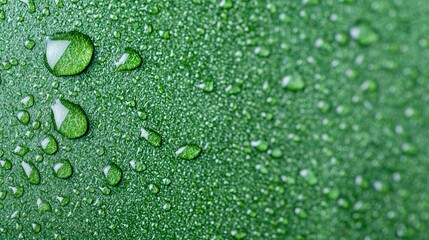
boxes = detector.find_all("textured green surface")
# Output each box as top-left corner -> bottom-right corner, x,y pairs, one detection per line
0,0 -> 429,239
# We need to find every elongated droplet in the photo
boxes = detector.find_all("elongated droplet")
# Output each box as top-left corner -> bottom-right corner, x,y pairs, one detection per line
115,48 -> 142,71
21,161 -> 40,185
44,31 -> 94,76
103,163 -> 122,186
41,134 -> 58,155
175,144 -> 202,160
53,159 -> 73,179
51,99 -> 89,139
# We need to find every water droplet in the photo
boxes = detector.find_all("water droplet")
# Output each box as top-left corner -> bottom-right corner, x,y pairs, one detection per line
44,31 -> 94,76
269,148 -> 283,159
350,21 -> 379,46
115,48 -> 142,71
225,84 -> 241,95
254,46 -> 271,57
9,186 -> 24,198
20,95 -> 34,108
129,160 -> 146,172
196,79 -> 214,93
161,178 -> 171,186
32,223 -> 41,233
0,159 -> 12,170
250,140 -> 269,152
162,203 -> 171,211
19,0 -> 35,13
16,110 -> 30,125
21,161 -> 40,185
219,0 -> 233,9
148,183 -> 159,195
56,195 -> 70,206
231,230 -> 247,240
140,128 -> 161,147
24,39 -> 36,50
53,159 -> 73,179
41,134 -> 58,155
299,169 -> 317,185
0,191 -> 7,200
13,145 -> 29,157
37,198 -> 52,214
0,203 -> 3,210
103,163 -> 122,186
175,144 -> 201,160
51,99 -> 89,139
281,74 -> 305,91
137,110 -> 147,120
10,210 -> 20,219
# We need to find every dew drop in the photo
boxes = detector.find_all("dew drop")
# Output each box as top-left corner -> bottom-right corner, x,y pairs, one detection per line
140,128 -> 162,147
51,99 -> 89,139
13,145 -> 29,157
281,74 -> 305,91
32,223 -> 41,233
251,140 -> 269,152
9,186 -> 24,198
175,144 -> 202,160
103,163 -> 122,187
299,169 -> 318,185
0,159 -> 12,170
44,31 -> 94,76
20,95 -> 34,108
115,48 -> 142,71
16,110 -> 30,125
350,21 -> 379,46
129,160 -> 146,172
56,195 -> 70,206
37,198 -> 52,214
148,183 -> 159,195
41,134 -> 58,155
53,159 -> 73,179
21,161 -> 40,185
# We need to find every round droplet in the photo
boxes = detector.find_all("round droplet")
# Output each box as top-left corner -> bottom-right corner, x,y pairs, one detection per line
300,169 -> 318,185
115,48 -> 142,71
41,134 -> 58,155
21,161 -> 40,185
44,31 -> 94,76
129,160 -> 146,172
16,110 -> 30,125
53,159 -> 73,179
281,74 -> 305,91
51,99 -> 89,139
20,95 -> 34,108
148,183 -> 159,195
103,163 -> 122,186
56,196 -> 70,206
140,128 -> 161,147
175,144 -> 202,160
350,21 -> 379,46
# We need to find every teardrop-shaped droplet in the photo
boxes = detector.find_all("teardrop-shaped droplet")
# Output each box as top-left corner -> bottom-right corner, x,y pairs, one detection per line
103,163 -> 122,186
129,160 -> 146,172
175,144 -> 202,160
40,134 -> 58,155
51,99 -> 89,139
115,48 -> 142,71
44,31 -> 94,76
53,159 -> 73,179
140,128 -> 161,147
21,161 -> 40,185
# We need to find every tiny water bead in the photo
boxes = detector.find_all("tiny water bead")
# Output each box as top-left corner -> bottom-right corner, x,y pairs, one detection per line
41,134 -> 58,155
16,110 -> 30,125
299,169 -> 318,185
140,128 -> 161,147
148,183 -> 159,195
349,21 -> 379,46
115,47 -> 142,71
175,144 -> 201,160
51,99 -> 89,139
53,159 -> 73,179
32,223 -> 41,233
281,74 -> 305,91
103,163 -> 122,186
44,31 -> 94,76
24,39 -> 36,50
21,161 -> 40,185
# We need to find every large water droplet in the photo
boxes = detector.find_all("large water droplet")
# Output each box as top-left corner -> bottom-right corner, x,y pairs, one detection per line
103,163 -> 122,186
115,48 -> 142,71
40,134 -> 58,155
16,110 -> 30,125
51,99 -> 89,139
175,144 -> 202,160
21,161 -> 40,185
44,31 -> 94,76
53,159 -> 73,179
140,128 -> 162,147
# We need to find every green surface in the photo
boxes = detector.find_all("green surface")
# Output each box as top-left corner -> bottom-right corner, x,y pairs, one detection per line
0,0 -> 429,239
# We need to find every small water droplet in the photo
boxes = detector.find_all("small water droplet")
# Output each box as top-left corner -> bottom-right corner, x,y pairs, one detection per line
0,191 -> 7,200
41,134 -> 58,155
250,140 -> 269,152
56,195 -> 70,206
32,223 -> 41,233
51,99 -> 89,139
299,169 -> 317,185
219,0 -> 233,9
44,31 -> 94,76
9,186 -> 24,198
175,144 -> 202,160
20,95 -> 34,108
140,128 -> 162,147
0,159 -> 12,170
13,145 -> 29,157
129,160 -> 146,172
53,159 -> 73,179
115,48 -> 142,71
148,183 -> 159,195
16,110 -> 30,125
162,203 -> 171,211
21,161 -> 40,185
37,198 -> 52,214
281,74 -> 305,91
350,21 -> 379,46
103,163 -> 122,186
